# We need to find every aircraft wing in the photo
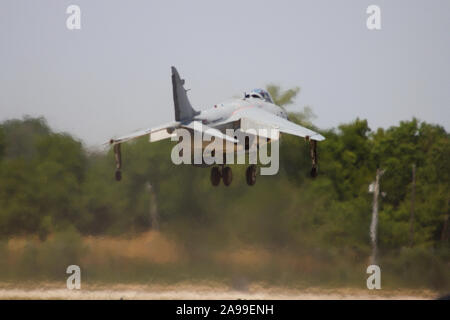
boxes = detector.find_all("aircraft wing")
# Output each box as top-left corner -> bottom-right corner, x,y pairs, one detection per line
109,120 -> 238,146
109,121 -> 179,145
226,107 -> 325,141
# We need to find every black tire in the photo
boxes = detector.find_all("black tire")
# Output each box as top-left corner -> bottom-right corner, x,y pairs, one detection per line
115,170 -> 122,181
246,165 -> 257,186
223,166 -> 232,186
211,166 -> 221,186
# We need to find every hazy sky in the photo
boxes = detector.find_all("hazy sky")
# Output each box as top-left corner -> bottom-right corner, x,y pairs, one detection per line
1,0 -> 449,147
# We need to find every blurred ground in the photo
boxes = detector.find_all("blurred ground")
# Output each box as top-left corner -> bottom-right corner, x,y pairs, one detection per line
0,282 -> 438,300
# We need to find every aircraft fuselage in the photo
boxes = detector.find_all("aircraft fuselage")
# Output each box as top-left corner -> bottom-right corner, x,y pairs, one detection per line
193,97 -> 288,128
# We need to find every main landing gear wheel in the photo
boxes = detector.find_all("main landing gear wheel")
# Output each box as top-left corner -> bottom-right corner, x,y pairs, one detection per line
246,165 -> 257,186
222,166 -> 232,186
115,170 -> 122,181
211,166 -> 221,186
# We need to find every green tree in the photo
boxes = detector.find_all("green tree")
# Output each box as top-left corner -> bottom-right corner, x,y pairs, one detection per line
0,117 -> 86,239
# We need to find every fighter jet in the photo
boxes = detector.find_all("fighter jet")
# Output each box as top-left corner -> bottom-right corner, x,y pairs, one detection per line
109,67 -> 325,186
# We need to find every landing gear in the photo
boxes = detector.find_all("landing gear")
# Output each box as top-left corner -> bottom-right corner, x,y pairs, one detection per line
309,139 -> 318,178
310,166 -> 317,178
211,166 -> 221,186
246,165 -> 257,186
210,166 -> 233,186
222,166 -> 232,186
113,142 -> 122,181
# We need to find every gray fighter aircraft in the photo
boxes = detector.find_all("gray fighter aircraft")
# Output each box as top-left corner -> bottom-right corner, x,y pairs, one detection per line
109,67 -> 325,186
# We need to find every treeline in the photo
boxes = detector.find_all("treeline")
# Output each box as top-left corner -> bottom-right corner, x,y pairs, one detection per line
0,115 -> 448,249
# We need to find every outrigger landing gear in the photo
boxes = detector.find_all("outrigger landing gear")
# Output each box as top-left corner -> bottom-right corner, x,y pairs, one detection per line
309,139 -> 318,178
210,165 -> 233,186
246,164 -> 257,186
113,142 -> 122,181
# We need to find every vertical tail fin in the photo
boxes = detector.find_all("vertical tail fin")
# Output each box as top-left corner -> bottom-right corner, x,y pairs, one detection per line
171,66 -> 199,121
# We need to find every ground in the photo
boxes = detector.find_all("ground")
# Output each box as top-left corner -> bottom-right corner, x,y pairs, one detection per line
0,282 -> 438,300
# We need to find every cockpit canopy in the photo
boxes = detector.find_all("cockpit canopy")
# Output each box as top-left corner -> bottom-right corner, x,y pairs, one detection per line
245,88 -> 274,103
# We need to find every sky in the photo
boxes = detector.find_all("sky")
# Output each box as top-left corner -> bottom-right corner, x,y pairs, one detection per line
0,0 -> 449,147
